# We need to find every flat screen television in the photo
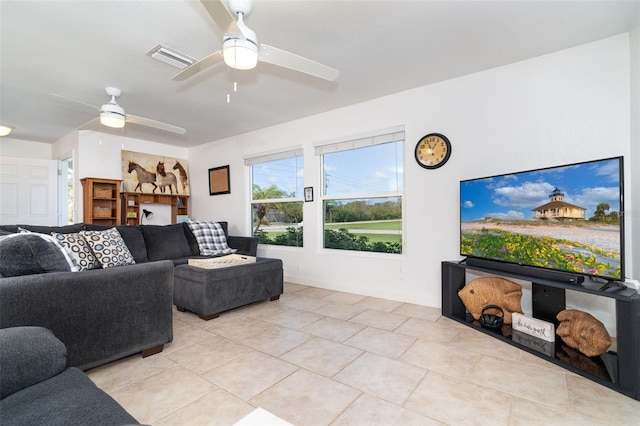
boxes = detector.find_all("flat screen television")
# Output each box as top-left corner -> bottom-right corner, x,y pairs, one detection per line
460,157 -> 624,281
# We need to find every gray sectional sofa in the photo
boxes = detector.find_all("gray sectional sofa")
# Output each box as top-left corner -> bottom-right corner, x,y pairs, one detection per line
0,326 -> 139,426
0,221 -> 269,372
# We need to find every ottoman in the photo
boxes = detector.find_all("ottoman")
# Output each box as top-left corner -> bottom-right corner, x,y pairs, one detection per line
173,257 -> 283,320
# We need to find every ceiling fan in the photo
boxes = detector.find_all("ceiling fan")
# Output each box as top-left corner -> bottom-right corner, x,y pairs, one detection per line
172,0 -> 339,82
51,87 -> 186,134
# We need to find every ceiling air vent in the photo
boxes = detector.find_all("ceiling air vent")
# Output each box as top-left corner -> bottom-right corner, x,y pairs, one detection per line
146,44 -> 195,69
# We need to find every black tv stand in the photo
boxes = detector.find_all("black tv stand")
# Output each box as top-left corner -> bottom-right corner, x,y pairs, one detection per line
442,260 -> 640,401
464,257 -> 585,285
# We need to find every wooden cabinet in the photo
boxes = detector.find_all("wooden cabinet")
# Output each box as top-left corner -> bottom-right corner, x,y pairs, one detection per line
121,192 -> 189,226
81,178 -> 122,225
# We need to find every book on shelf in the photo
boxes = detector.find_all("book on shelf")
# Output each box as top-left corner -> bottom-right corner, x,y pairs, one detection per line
176,215 -> 189,223
176,198 -> 185,208
126,211 -> 138,218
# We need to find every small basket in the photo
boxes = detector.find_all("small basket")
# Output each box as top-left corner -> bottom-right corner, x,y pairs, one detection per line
93,207 -> 111,218
93,187 -> 112,198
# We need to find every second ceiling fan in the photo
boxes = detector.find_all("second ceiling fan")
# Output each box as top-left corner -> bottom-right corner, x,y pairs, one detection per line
172,0 -> 339,82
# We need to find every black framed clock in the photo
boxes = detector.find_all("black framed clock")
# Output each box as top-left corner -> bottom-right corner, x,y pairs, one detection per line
414,133 -> 452,169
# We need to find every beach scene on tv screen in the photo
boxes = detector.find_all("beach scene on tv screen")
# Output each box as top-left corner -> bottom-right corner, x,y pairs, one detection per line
460,158 -> 622,279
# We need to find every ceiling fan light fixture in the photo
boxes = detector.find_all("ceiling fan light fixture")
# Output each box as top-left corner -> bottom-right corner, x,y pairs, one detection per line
100,102 -> 126,129
0,124 -> 14,136
223,38 -> 258,70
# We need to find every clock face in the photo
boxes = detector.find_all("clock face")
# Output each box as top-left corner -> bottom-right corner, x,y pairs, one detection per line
415,133 -> 451,169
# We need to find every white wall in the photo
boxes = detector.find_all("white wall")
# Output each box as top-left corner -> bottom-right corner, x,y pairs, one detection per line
188,34 -> 635,308
52,130 -> 189,223
0,138 -> 52,159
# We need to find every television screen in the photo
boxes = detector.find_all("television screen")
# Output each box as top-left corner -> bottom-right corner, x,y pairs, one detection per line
460,157 -> 624,280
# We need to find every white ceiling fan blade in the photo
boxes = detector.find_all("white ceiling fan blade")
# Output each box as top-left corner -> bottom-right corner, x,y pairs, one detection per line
201,0 -> 243,39
171,50 -> 224,81
50,93 -> 99,110
126,114 -> 186,134
258,44 -> 339,81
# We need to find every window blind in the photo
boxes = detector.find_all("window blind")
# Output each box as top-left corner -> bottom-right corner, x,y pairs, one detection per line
314,128 -> 405,156
244,147 -> 303,166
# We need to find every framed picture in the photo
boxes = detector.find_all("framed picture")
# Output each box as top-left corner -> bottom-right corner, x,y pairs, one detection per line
304,186 -> 314,202
209,165 -> 231,195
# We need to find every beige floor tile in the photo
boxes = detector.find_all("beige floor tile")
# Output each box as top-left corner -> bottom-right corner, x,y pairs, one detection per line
283,282 -> 309,293
87,353 -> 178,393
349,309 -> 409,331
518,350 -> 574,374
331,393 -> 440,425
162,323 -> 217,354
153,389 -> 256,426
240,325 -> 311,356
344,327 -> 415,359
355,296 -> 404,312
261,307 -> 324,329
509,397 -> 609,425
392,303 -> 442,321
449,327 -> 522,360
281,337 -> 363,377
204,316 -> 273,340
202,351 -> 298,400
166,335 -> 252,374
435,315 -> 469,328
400,338 -> 482,380
312,300 -> 368,320
295,286 -> 336,298
404,370 -> 513,424
394,317 -> 461,343
109,366 -> 218,424
334,352 -> 425,405
301,316 -> 366,342
279,293 -> 333,312
566,374 -> 640,424
322,291 -> 368,305
243,300 -> 290,319
251,369 -> 360,426
468,354 -> 568,410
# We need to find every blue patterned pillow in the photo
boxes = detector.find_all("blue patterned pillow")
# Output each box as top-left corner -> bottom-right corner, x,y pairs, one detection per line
80,228 -> 135,268
186,221 -> 236,256
51,232 -> 101,271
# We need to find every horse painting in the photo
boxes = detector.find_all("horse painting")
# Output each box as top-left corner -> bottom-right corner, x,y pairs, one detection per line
156,162 -> 178,194
173,161 -> 188,192
128,161 -> 157,193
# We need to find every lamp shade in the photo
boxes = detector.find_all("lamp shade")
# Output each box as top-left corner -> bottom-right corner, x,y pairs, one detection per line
223,38 -> 258,70
100,102 -> 126,129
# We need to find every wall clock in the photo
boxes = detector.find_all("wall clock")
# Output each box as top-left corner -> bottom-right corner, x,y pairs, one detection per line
414,133 -> 452,169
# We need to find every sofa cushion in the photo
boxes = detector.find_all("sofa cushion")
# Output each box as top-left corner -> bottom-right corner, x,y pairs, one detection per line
0,327 -> 68,399
0,367 -> 139,426
186,221 -> 235,256
141,224 -> 192,261
80,228 -> 135,268
51,232 -> 101,271
0,233 -> 77,277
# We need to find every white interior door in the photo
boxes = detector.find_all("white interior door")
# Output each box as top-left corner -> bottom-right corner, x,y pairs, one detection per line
0,156 -> 58,225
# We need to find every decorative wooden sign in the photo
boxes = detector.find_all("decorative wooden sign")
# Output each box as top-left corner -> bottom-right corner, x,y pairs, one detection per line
512,312 -> 555,342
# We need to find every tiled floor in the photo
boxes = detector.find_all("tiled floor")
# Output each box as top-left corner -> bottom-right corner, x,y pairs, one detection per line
87,283 -> 640,425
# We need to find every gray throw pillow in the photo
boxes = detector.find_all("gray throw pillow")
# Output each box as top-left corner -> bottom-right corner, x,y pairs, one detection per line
0,233 -> 77,277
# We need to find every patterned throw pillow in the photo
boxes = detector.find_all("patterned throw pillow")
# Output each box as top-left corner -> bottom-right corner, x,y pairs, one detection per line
186,221 -> 236,256
51,232 -> 101,271
80,227 -> 135,268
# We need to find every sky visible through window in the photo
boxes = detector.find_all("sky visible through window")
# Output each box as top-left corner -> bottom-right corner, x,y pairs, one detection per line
252,156 -> 303,198
460,158 -> 621,222
323,141 -> 403,196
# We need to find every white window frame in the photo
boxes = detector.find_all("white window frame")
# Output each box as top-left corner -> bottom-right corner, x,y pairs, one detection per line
245,147 -> 304,247
315,127 -> 405,255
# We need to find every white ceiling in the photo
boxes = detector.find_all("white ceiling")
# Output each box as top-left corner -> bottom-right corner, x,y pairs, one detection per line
1,0 -> 638,148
